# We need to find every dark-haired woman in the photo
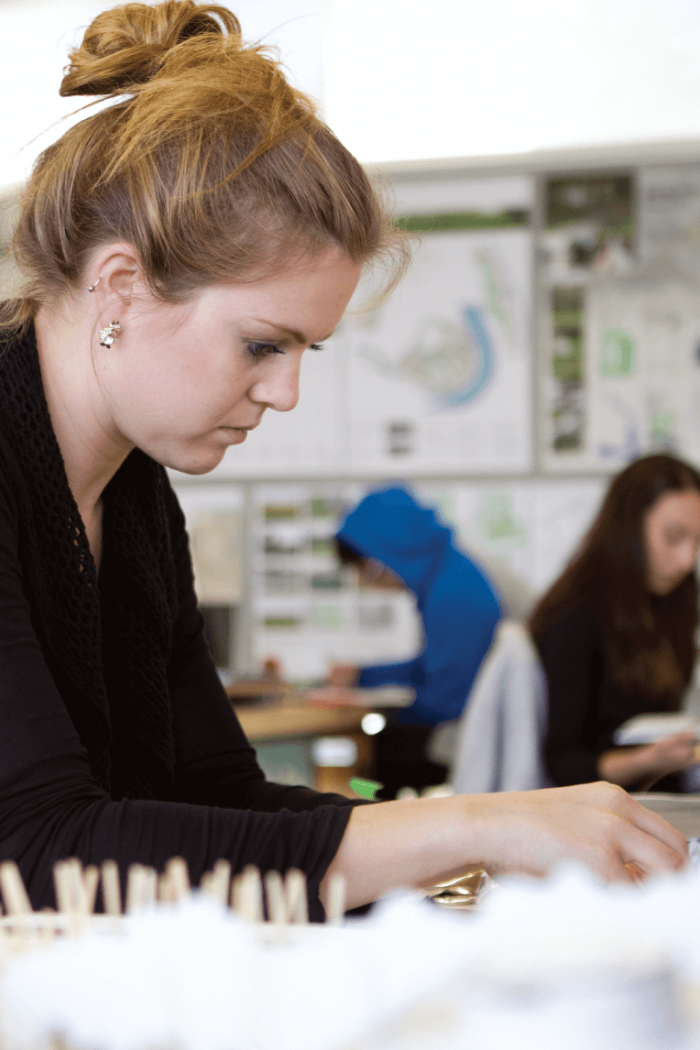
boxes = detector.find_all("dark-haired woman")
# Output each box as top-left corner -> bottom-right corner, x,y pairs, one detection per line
0,0 -> 687,915
530,454 -> 700,792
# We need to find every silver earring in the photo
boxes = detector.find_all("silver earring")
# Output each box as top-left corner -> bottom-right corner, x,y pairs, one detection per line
99,321 -> 121,348
88,277 -> 101,292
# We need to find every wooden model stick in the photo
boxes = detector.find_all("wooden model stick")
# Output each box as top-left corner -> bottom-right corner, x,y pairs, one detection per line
158,871 -> 174,904
83,866 -> 99,914
52,860 -> 88,937
284,869 -> 308,925
125,864 -> 146,913
101,861 -> 122,917
127,863 -> 158,911
66,859 -> 90,914
208,859 -> 232,905
165,857 -> 190,901
264,870 -> 287,925
143,866 -> 158,906
325,873 -> 347,925
232,865 -> 263,923
0,862 -> 32,917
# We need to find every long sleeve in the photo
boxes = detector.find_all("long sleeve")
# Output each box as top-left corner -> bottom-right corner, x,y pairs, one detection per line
539,605 -> 681,790
357,655 -> 424,689
410,574 -> 500,726
538,607 -> 606,786
0,462 -> 355,919
358,570 -> 500,727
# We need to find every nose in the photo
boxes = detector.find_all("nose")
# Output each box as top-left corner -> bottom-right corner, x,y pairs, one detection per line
249,352 -> 302,413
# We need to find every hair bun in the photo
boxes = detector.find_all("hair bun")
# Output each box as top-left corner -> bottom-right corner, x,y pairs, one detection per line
60,0 -> 241,97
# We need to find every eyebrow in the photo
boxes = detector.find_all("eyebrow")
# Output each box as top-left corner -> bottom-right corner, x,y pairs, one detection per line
248,318 -> 337,344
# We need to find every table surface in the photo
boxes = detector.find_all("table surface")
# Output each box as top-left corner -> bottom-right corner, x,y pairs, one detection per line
226,682 -> 412,742
633,793 -> 700,838
232,698 -> 374,741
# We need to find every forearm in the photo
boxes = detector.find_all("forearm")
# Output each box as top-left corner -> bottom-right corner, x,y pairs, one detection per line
597,734 -> 700,788
357,657 -> 422,689
320,797 -> 475,909
597,747 -> 656,787
320,783 -> 689,911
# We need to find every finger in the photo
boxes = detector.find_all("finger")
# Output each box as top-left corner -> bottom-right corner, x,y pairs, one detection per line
615,820 -> 688,876
594,786 -> 688,859
624,861 -> 645,883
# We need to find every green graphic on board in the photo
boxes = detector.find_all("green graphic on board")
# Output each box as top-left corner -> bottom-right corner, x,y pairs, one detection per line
600,328 -> 635,377
397,209 -> 529,233
476,492 -> 527,551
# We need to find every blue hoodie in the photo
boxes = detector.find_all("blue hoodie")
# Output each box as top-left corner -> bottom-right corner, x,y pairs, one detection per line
336,486 -> 501,727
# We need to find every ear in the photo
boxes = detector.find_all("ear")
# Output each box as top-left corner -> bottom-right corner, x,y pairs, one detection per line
85,243 -> 146,314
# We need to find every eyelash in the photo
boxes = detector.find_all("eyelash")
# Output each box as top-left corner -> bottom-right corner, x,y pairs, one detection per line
246,341 -> 325,357
247,342 -> 284,358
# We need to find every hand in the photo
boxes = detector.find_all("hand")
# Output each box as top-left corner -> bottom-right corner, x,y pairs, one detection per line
326,662 -> 360,687
644,732 -> 699,775
598,732 -> 699,787
305,685 -> 363,706
464,781 -> 688,883
260,656 -> 283,682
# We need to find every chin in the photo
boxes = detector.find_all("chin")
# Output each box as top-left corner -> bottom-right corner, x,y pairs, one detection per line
159,447 -> 228,476
651,576 -> 688,597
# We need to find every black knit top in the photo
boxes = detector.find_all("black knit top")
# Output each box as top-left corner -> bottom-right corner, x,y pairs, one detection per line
0,328 -> 356,917
537,605 -> 682,792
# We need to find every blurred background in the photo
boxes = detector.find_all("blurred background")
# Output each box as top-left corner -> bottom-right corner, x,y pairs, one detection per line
4,0 -> 700,785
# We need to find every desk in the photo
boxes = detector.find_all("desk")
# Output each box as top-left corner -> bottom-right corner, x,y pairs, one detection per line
633,793 -> 700,839
234,699 -> 373,741
226,685 -> 413,796
227,686 -> 374,796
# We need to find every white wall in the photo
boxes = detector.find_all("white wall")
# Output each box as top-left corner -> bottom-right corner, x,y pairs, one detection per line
324,0 -> 700,162
4,0 -> 700,187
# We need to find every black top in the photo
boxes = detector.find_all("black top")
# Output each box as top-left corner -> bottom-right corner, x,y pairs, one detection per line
0,329 -> 357,918
537,605 -> 681,791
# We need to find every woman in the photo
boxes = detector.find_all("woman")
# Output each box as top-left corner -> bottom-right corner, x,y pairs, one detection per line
0,0 -> 686,916
530,454 -> 700,792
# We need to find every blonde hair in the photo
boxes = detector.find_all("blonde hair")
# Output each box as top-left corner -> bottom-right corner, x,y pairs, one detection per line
2,1 -> 407,332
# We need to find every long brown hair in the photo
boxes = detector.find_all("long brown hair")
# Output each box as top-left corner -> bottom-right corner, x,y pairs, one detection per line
529,454 -> 700,707
1,0 -> 409,332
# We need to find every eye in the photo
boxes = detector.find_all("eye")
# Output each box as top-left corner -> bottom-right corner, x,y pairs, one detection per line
309,342 -> 325,352
246,341 -> 284,358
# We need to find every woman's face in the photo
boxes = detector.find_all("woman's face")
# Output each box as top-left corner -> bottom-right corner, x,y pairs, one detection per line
95,248 -> 362,475
643,488 -> 700,595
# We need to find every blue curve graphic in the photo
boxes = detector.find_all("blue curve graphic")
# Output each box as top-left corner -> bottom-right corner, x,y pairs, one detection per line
441,306 -> 494,408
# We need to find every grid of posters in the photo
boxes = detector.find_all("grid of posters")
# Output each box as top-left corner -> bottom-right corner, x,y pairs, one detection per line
541,165 -> 700,472
171,477 -> 606,679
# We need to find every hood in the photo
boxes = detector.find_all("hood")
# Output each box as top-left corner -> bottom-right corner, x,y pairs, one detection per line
335,486 -> 454,599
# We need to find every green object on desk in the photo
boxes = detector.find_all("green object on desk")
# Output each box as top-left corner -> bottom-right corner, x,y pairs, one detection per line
349,777 -> 383,800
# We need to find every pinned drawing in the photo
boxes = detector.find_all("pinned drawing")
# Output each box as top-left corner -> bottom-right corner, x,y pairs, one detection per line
348,225 -> 533,473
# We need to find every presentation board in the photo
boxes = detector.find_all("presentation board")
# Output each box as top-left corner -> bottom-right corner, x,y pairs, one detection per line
540,163 -> 700,472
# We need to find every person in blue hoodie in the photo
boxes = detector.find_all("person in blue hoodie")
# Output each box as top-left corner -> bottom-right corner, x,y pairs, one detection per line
333,486 -> 502,797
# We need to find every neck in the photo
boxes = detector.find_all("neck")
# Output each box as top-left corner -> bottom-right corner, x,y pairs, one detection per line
34,306 -> 133,515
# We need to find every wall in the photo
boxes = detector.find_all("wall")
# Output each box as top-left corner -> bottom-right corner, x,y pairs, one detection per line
170,140 -> 700,679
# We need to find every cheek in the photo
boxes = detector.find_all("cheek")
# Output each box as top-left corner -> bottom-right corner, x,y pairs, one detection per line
646,533 -> 670,574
